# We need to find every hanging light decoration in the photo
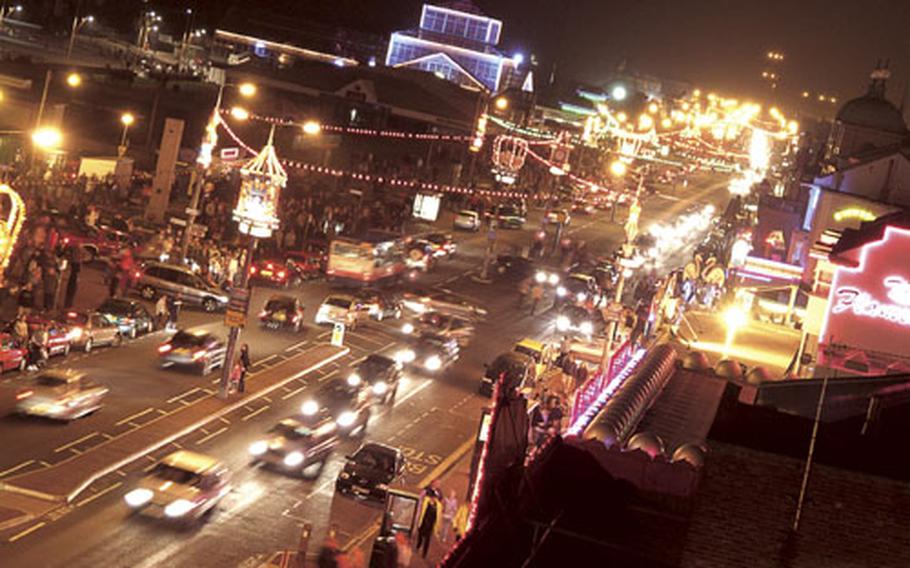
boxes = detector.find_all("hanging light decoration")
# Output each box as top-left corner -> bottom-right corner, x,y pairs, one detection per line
233,126 -> 285,238
0,184 -> 26,284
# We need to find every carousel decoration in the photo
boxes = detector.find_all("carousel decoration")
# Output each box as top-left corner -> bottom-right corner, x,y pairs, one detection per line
490,135 -> 528,185
547,133 -> 572,176
0,184 -> 26,284
233,126 -> 286,238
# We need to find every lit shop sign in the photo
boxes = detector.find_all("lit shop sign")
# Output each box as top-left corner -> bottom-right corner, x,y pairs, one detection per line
820,226 -> 910,361
833,207 -> 875,223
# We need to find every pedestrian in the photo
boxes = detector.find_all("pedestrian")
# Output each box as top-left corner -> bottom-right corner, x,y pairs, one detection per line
415,484 -> 442,558
317,529 -> 340,568
529,282 -> 544,315
238,343 -> 251,393
440,489 -> 458,543
453,501 -> 469,542
517,277 -> 530,308
154,294 -> 168,330
107,262 -> 120,299
63,247 -> 81,309
17,283 -> 34,316
166,294 -> 181,331
12,315 -> 28,347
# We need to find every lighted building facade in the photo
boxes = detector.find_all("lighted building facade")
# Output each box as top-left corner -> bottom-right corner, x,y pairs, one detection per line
385,1 -> 528,92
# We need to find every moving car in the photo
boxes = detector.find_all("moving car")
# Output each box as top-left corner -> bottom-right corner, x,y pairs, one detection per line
453,210 -> 481,231
135,261 -> 229,313
480,351 -> 535,396
0,333 -> 26,373
555,305 -> 604,338
299,377 -> 371,436
17,370 -> 108,421
490,205 -> 526,229
248,417 -> 339,477
63,310 -> 123,352
259,295 -> 305,332
96,298 -> 154,339
492,255 -> 536,281
395,332 -> 460,373
158,330 -> 227,375
335,442 -> 404,502
123,450 -> 231,524
249,258 -> 305,288
314,294 -> 369,329
24,315 -> 71,357
545,209 -> 571,226
555,274 -> 599,306
400,288 -> 487,319
349,354 -> 401,404
418,232 -> 457,259
402,311 -> 475,347
352,288 -> 402,321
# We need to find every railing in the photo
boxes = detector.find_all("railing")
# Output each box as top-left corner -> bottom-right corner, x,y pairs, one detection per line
570,340 -> 632,425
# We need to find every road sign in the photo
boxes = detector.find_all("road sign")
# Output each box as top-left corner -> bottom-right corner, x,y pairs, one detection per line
331,322 -> 345,346
225,288 -> 250,328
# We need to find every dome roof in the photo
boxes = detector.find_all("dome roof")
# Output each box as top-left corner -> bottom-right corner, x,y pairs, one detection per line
836,95 -> 907,134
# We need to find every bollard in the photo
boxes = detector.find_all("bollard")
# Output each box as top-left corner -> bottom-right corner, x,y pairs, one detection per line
296,522 -> 312,568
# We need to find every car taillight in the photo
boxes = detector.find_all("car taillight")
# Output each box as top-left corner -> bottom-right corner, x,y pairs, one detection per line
192,349 -> 206,361
277,271 -> 286,279
250,266 -> 257,274
63,237 -> 70,245
158,344 -> 172,354
134,271 -> 141,279
16,390 -> 33,400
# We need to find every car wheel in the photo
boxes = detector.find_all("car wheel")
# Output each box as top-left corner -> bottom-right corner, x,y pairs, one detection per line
202,298 -> 217,313
140,286 -> 156,300
84,338 -> 93,353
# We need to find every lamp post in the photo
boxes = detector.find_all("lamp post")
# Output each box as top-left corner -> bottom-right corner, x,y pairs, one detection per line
66,14 -> 94,60
119,112 -> 134,157
219,126 -> 286,398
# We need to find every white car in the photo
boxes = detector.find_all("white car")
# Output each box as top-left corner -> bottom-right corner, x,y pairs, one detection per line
315,294 -> 369,329
17,370 -> 108,421
124,451 -> 231,524
453,210 -> 481,231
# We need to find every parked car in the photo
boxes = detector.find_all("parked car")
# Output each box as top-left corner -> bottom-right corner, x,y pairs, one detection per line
395,332 -> 460,374
135,261 -> 229,313
248,416 -> 339,477
96,298 -> 154,339
158,330 -> 227,375
349,354 -> 401,405
0,333 -> 26,373
259,295 -> 305,332
314,294 -> 369,329
62,310 -> 123,352
335,442 -> 404,502
16,370 -> 108,421
299,377 -> 372,437
453,210 -> 481,231
123,450 -> 231,524
24,315 -> 71,356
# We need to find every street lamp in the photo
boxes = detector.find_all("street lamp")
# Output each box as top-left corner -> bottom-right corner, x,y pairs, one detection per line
302,120 -> 321,135
238,82 -> 257,98
66,14 -> 94,60
722,305 -> 748,358
66,72 -> 82,88
119,113 -> 135,156
609,160 -> 627,177
494,96 -> 508,111
32,127 -> 62,150
230,106 -> 250,121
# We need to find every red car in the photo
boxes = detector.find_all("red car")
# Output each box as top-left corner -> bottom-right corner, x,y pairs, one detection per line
0,333 -> 26,373
24,315 -> 72,357
249,258 -> 302,288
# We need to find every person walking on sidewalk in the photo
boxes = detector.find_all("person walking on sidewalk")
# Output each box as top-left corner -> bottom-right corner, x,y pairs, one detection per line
63,247 -> 81,309
440,489 -> 458,543
154,294 -> 168,330
238,343 -> 251,394
415,484 -> 442,558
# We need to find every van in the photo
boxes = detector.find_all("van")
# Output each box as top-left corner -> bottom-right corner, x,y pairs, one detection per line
135,261 -> 229,312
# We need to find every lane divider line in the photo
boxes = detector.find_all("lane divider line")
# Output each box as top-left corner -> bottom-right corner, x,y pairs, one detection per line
7,521 -> 46,543
115,407 -> 154,427
166,388 -> 200,404
54,432 -> 100,454
280,383 -> 308,400
75,481 -> 122,508
0,460 -> 35,479
240,406 -> 270,422
195,427 -> 228,445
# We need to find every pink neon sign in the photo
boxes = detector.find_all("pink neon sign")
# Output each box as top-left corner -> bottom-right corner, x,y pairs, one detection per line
820,226 -> 910,363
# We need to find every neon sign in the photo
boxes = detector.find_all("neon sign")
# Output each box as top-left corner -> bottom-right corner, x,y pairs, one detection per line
833,207 -> 876,223
832,276 -> 910,326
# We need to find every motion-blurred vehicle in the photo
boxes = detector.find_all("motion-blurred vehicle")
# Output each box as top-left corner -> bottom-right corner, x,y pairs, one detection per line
402,311 -> 475,347
480,351 -> 535,396
545,209 -> 571,226
299,377 -> 371,436
249,257 -> 305,288
335,442 -> 404,502
349,354 -> 401,404
351,288 -> 402,321
327,233 -> 405,286
248,416 -> 339,477
259,295 -> 305,332
404,239 -> 435,272
0,333 -> 26,373
490,205 -> 525,229
63,310 -> 123,352
96,298 -> 154,339
158,330 -> 227,375
555,305 -> 604,338
453,210 -> 481,231
555,273 -> 599,306
24,315 -> 71,356
419,232 -> 457,259
16,370 -> 108,421
400,288 -> 487,319
123,450 -> 231,524
395,332 -> 460,373
571,201 -> 595,216
314,294 -> 369,329
492,255 -> 536,281
135,261 -> 229,313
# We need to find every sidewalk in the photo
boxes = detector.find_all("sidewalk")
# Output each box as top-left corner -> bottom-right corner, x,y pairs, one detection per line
0,343 -> 348,531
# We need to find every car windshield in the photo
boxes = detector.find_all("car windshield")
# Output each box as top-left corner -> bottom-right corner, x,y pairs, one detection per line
64,312 -> 89,325
170,331 -> 208,347
353,448 -> 394,472
498,206 -> 519,217
324,297 -> 352,309
359,356 -> 392,377
319,381 -> 354,404
266,299 -> 293,311
458,211 -> 476,218
35,375 -> 68,387
150,463 -> 201,486
98,300 -> 133,316
272,422 -> 312,439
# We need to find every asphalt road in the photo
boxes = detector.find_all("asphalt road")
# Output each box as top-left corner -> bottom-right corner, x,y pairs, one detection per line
0,172 -> 732,566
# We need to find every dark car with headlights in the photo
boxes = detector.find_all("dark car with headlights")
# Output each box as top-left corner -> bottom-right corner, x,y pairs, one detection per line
555,304 -> 605,338
396,332 -> 459,374
299,377 -> 371,436
158,330 -> 227,375
248,416 -> 339,477
350,354 -> 401,405
259,295 -> 305,332
96,298 -> 154,339
555,273 -> 599,307
335,442 -> 404,502
480,351 -> 535,397
492,254 -> 535,281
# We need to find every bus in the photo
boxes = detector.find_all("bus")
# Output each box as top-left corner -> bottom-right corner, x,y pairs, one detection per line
326,231 -> 406,286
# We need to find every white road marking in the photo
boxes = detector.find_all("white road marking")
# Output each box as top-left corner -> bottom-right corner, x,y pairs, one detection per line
115,407 -> 154,426
280,383 -> 308,400
8,521 -> 46,543
75,481 -> 122,508
166,387 -> 200,404
195,426 -> 228,445
241,405 -> 270,422
54,432 -> 99,453
285,340 -> 308,352
0,460 -> 35,478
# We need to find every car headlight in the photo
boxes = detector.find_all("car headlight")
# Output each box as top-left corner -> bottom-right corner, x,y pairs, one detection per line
249,440 -> 268,456
425,355 -> 442,371
372,381 -> 388,395
124,488 -> 153,508
402,323 -> 415,334
548,273 -> 559,285
347,373 -> 362,387
164,499 -> 196,518
301,400 -> 319,416
576,292 -> 587,302
67,327 -> 83,341
580,321 -> 594,335
535,271 -> 546,284
284,451 -> 304,467
556,286 -> 567,297
556,315 -> 570,331
337,411 -> 357,427
396,349 -> 416,364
